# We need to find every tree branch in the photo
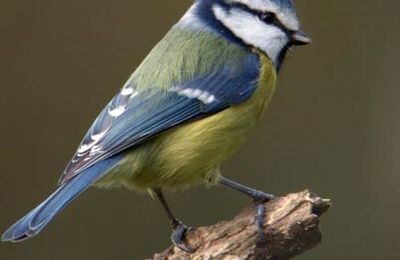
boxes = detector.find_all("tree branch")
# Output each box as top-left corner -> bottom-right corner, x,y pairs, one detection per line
148,190 -> 331,260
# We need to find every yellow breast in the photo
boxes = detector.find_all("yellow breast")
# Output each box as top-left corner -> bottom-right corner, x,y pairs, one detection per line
98,52 -> 277,192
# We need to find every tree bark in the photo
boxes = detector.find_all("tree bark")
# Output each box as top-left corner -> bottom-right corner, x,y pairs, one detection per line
148,190 -> 330,260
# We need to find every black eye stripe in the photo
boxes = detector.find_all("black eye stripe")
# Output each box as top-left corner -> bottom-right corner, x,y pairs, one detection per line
228,2 -> 289,32
259,12 -> 276,24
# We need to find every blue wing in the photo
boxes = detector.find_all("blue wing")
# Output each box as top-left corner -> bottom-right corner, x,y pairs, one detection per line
58,53 -> 260,184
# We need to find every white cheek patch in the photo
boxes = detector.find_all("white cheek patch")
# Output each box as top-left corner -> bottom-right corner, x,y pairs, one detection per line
213,5 -> 288,65
224,0 -> 299,31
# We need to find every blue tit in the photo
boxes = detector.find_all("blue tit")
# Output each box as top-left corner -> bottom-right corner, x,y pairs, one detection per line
2,0 -> 310,251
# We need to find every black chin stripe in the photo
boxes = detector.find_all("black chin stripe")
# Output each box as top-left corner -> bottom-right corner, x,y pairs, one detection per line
276,44 -> 291,71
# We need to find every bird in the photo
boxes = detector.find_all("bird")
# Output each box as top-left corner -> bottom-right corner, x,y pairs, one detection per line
2,0 -> 310,252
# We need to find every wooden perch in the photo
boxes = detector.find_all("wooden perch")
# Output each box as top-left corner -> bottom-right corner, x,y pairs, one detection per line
149,190 -> 330,260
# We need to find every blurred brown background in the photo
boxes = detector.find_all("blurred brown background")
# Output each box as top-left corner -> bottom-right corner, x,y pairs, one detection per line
1,0 -> 399,259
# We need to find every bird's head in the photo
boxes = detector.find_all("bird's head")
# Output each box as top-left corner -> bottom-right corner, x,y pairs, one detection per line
180,0 -> 311,68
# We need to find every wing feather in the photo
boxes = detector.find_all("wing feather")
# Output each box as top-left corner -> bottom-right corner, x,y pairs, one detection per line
58,53 -> 260,185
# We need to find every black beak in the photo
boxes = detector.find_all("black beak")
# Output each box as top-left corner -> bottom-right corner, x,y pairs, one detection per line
290,31 -> 312,46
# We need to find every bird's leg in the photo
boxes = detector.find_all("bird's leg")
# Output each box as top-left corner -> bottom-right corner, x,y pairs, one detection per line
218,176 -> 276,247
153,188 -> 193,252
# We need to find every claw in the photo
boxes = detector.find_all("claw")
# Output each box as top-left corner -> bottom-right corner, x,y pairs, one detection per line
171,222 -> 194,252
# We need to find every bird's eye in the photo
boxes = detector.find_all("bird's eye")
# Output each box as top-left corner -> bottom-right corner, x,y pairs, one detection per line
259,12 -> 275,24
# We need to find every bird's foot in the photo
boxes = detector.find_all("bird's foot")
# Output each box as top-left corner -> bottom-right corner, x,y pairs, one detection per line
252,192 -> 275,248
171,221 -> 194,252
218,176 -> 276,248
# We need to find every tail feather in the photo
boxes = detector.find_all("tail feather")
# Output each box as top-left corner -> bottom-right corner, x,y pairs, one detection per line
1,155 -> 121,242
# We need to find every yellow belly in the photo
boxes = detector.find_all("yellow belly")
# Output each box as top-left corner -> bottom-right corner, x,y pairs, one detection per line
96,53 -> 277,192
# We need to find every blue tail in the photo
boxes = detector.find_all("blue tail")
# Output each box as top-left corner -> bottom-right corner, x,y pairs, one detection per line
1,156 -> 121,242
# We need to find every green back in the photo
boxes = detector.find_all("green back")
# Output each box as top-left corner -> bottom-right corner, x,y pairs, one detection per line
131,27 -> 251,90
